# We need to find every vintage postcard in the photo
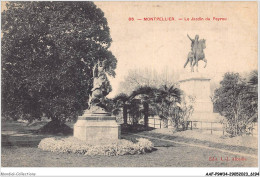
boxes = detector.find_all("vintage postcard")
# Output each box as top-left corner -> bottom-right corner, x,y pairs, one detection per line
1,1 -> 258,176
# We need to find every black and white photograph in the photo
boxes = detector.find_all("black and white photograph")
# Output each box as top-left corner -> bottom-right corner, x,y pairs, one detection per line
1,1 -> 259,176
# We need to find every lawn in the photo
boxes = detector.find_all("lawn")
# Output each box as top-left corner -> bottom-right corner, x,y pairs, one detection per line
1,121 -> 258,167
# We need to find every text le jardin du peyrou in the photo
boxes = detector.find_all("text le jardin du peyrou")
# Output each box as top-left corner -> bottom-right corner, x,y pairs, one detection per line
128,17 -> 227,21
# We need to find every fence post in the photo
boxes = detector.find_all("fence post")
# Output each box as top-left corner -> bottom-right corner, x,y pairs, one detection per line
211,122 -> 212,134
191,121 -> 192,130
154,118 -> 155,128
160,120 -> 161,129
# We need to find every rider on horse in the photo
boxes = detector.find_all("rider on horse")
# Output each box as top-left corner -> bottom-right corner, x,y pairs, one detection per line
184,34 -> 207,72
187,34 -> 199,54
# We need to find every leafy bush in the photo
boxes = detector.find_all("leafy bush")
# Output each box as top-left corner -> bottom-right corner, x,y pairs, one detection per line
213,72 -> 258,136
38,137 -> 154,156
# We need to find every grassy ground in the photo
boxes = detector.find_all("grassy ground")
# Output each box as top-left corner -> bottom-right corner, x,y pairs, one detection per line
2,143 -> 257,167
137,131 -> 258,155
152,128 -> 258,149
1,121 -> 258,167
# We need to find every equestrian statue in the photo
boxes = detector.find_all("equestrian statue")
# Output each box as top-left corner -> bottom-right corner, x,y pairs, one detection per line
184,34 -> 207,72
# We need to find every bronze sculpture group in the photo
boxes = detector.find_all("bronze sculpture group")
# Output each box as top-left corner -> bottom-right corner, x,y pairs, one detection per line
184,34 -> 207,72
87,60 -> 111,112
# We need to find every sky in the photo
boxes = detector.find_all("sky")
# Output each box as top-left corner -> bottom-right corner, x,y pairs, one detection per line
94,1 -> 258,97
2,1 -> 258,98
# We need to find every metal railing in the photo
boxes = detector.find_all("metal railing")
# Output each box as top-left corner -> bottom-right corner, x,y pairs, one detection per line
145,117 -> 257,136
148,117 -> 162,129
187,121 -> 225,135
148,117 -> 226,135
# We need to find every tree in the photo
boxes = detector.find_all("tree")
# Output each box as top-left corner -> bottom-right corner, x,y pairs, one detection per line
129,86 -> 158,128
113,87 -> 157,128
2,2 -> 117,132
248,70 -> 258,86
244,70 -> 258,125
111,83 -> 182,131
112,93 -> 129,124
174,96 -> 195,131
213,72 -> 257,136
153,85 -> 182,128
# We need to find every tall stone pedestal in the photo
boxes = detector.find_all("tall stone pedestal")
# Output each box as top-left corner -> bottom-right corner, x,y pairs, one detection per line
74,110 -> 121,143
179,73 -> 220,122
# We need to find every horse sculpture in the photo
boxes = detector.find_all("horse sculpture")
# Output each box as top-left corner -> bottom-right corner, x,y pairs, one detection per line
184,35 -> 207,72
184,51 -> 195,72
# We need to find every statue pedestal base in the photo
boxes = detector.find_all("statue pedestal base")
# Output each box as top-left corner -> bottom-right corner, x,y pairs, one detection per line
74,111 -> 121,143
179,73 -> 222,122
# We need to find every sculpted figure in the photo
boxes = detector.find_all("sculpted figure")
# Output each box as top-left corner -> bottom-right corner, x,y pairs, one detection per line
187,34 -> 199,53
184,34 -> 207,72
88,60 -> 112,110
